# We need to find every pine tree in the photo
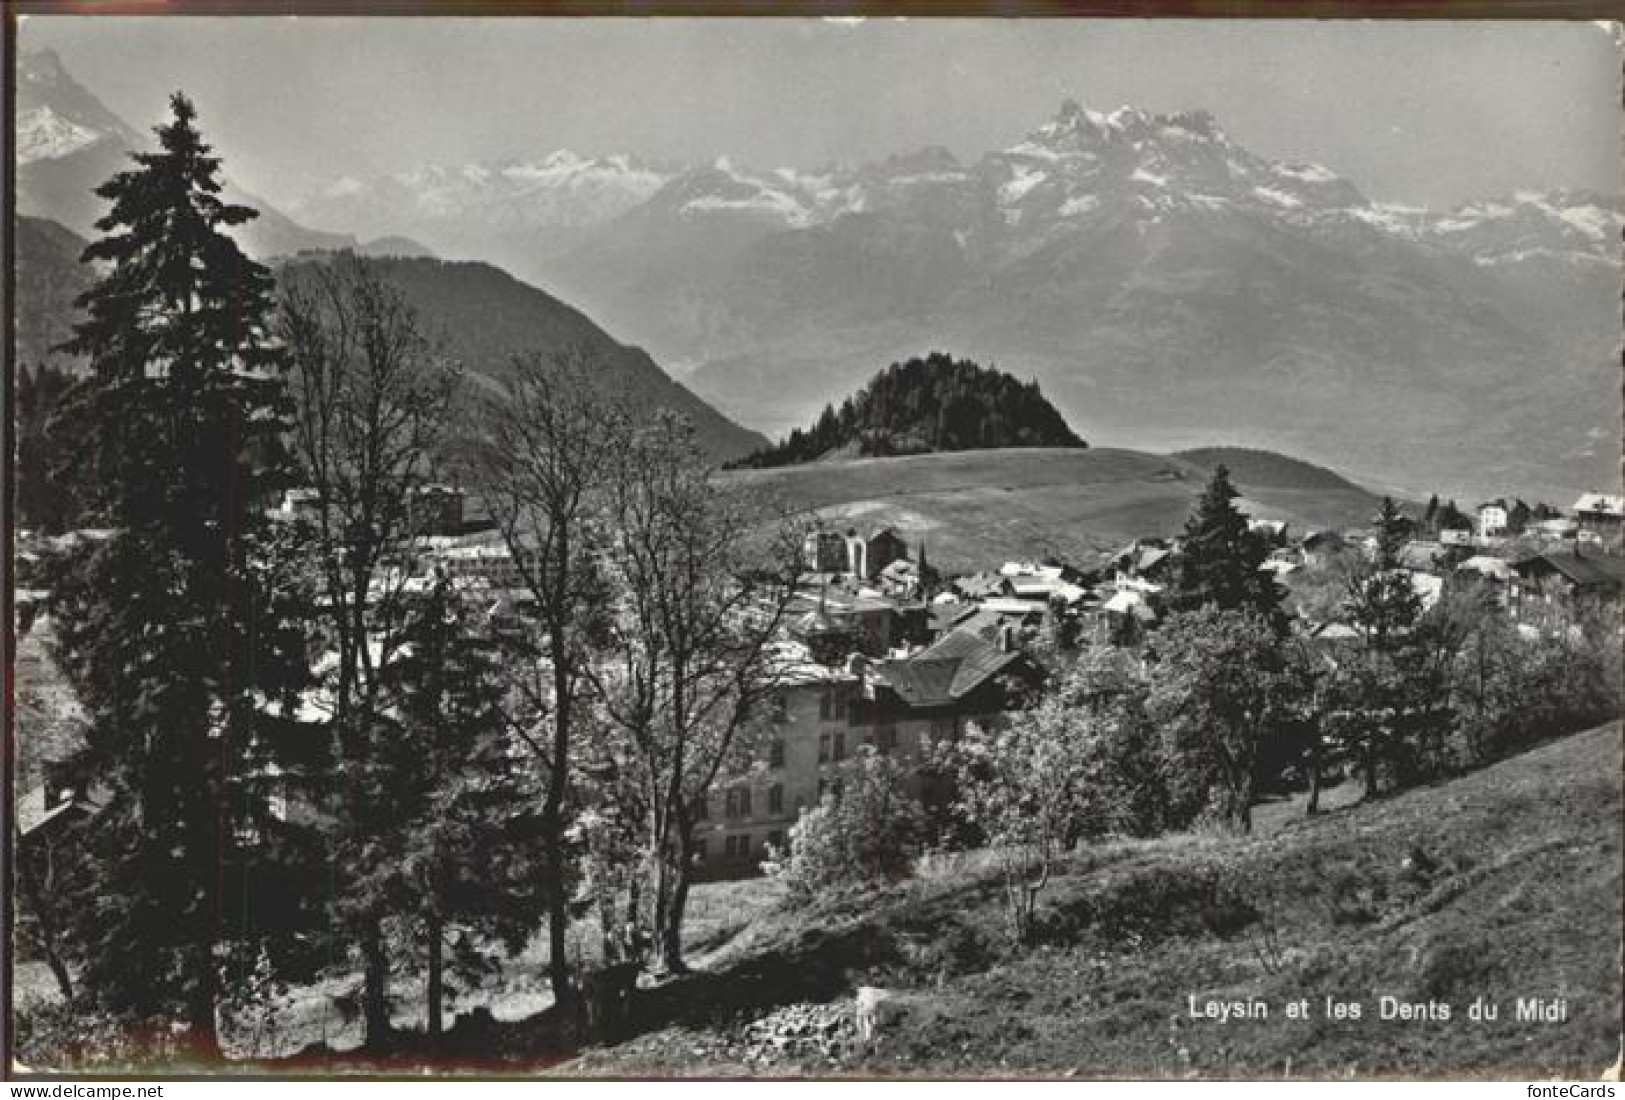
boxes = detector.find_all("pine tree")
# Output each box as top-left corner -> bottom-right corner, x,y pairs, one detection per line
373,574 -> 540,1047
1508,498 -> 1532,535
1170,465 -> 1283,622
46,93 -> 309,1058
916,540 -> 938,597
1333,496 -> 1428,799
16,362 -> 87,533
1348,497 -> 1423,652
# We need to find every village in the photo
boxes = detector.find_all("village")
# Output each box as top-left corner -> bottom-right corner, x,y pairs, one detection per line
24,481 -> 1617,883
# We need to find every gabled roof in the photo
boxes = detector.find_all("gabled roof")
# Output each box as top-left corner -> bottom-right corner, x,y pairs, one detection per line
1574,493 -> 1625,517
1398,542 -> 1446,571
1135,546 -> 1173,574
1311,621 -> 1362,640
876,629 -> 1025,708
939,607 -> 1007,642
1514,552 -> 1625,590
1456,555 -> 1514,581
953,572 -> 1012,598
16,781 -> 112,838
794,608 -> 849,636
1103,589 -> 1157,621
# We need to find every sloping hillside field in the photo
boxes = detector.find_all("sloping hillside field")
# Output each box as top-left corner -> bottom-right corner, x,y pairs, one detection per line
567,722 -> 1622,1078
723,447 -> 1384,570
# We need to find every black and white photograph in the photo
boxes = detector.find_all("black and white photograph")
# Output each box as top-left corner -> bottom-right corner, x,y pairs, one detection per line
7,9 -> 1623,1081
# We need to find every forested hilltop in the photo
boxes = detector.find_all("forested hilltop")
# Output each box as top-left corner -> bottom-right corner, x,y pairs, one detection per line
730,352 -> 1086,469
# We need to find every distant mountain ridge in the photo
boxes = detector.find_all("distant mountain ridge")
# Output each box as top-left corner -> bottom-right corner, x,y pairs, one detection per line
287,98 -> 1621,501
15,216 -> 94,371
733,352 -> 1084,468
19,47 -> 1621,500
17,211 -> 766,461
17,48 -> 356,260
272,253 -> 767,462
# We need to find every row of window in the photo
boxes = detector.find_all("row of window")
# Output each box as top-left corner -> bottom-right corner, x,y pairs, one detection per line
691,724 -> 919,824
695,783 -> 788,822
701,830 -> 786,861
717,784 -> 787,819
819,727 -> 899,761
759,726 -> 903,773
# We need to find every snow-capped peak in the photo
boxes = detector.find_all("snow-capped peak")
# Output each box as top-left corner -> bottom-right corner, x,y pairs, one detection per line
17,104 -> 102,164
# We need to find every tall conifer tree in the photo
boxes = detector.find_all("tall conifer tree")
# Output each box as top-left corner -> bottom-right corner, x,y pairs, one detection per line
1169,465 -> 1283,622
48,93 -> 308,1058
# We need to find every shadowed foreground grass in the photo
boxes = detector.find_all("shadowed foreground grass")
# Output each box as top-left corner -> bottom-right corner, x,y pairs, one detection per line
567,722 -> 1621,1078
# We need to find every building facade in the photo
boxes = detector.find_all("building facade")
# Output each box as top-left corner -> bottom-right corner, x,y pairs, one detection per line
692,630 -> 1042,879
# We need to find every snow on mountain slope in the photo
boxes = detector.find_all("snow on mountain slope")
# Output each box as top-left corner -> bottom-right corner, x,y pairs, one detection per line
16,48 -> 354,259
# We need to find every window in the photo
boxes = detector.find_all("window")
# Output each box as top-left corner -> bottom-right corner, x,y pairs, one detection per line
833,732 -> 847,763
768,830 -> 785,850
769,739 -> 785,768
818,732 -> 831,764
879,726 -> 899,754
725,787 -> 752,820
725,834 -> 752,860
831,778 -> 845,802
818,686 -> 851,720
769,784 -> 784,814
693,795 -> 709,822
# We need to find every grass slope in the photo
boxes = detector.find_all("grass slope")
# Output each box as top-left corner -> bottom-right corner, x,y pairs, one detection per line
1175,446 -> 1370,493
724,447 -> 1382,570
570,722 -> 1622,1078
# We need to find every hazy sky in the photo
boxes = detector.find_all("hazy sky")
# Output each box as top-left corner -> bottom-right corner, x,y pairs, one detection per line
19,16 -> 1623,209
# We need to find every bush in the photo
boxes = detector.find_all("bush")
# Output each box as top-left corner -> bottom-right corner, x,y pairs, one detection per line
14,1000 -> 187,1072
772,747 -> 924,901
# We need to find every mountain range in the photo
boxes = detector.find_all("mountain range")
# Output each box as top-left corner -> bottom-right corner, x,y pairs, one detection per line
17,49 -> 359,260
15,48 -> 1623,500
14,49 -> 763,462
289,100 -> 1621,502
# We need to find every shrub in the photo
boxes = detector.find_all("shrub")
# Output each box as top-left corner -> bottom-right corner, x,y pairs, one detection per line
772,747 -> 924,901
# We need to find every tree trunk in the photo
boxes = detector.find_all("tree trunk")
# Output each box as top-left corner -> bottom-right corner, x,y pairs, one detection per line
1306,739 -> 1323,817
649,836 -> 691,975
426,914 -> 444,1043
542,808 -> 574,1010
185,774 -> 222,1062
362,923 -> 392,1051
43,946 -> 74,1002
1362,734 -> 1380,801
18,849 -> 74,1001
544,618 -> 576,1011
185,939 -> 220,1061
665,863 -> 692,973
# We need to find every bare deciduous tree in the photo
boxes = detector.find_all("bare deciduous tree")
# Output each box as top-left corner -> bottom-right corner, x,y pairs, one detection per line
459,350 -> 628,1011
277,253 -> 461,1049
589,413 -> 808,974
